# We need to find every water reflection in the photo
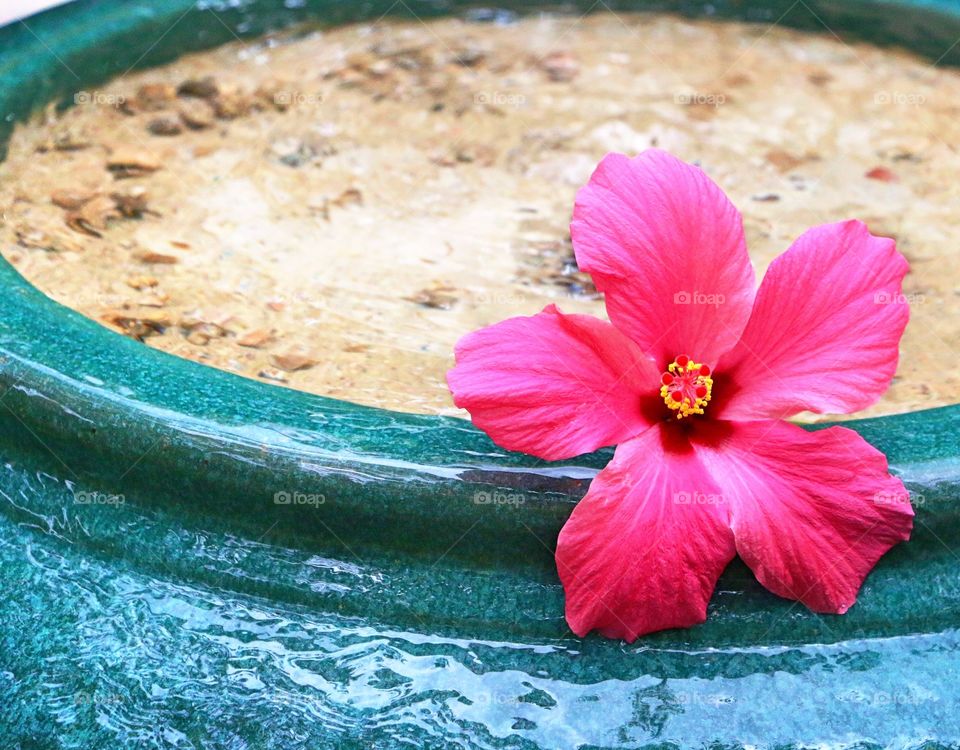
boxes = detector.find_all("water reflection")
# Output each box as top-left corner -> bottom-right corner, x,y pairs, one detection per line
1,459 -> 958,747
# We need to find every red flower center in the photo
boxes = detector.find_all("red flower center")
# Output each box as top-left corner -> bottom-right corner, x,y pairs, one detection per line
660,355 -> 713,419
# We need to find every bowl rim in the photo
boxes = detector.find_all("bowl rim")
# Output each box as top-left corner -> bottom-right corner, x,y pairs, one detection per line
0,0 -> 958,569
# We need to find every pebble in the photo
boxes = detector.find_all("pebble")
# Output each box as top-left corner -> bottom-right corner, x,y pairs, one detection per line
258,368 -> 288,383
136,250 -> 179,264
540,51 -> 579,82
106,148 -> 162,179
136,83 -> 177,110
238,328 -> 273,348
272,347 -> 319,371
111,186 -> 151,217
177,77 -> 219,99
178,99 -> 216,130
126,275 -> 159,290
865,166 -> 898,182
51,188 -> 96,210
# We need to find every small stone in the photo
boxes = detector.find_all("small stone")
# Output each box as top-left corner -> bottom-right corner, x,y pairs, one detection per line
891,151 -> 921,163
136,83 -> 177,110
178,311 -> 205,329
270,137 -> 302,166
136,250 -> 179,264
212,86 -> 251,119
455,143 -> 496,166
15,227 -> 83,253
126,275 -> 159,290
186,328 -> 213,345
334,66 -> 367,90
367,59 -> 393,78
346,51 -> 377,71
65,195 -> 120,237
238,328 -> 273,348
258,368 -> 288,383
808,70 -> 833,86
540,51 -> 579,82
208,310 -> 234,328
177,76 -> 219,99
865,166 -> 898,182
64,215 -> 101,238
254,80 -> 292,111
139,292 -> 169,307
404,286 -> 457,310
429,149 -> 456,167
39,127 -> 90,152
271,137 -> 322,168
147,114 -> 183,136
725,73 -> 752,87
107,148 -> 162,179
369,38 -> 427,60
185,318 -> 228,345
178,99 -> 216,129
765,149 -> 803,172
179,309 -> 233,330
111,186 -> 151,217
100,308 -> 172,340
193,143 -> 219,158
330,187 -> 363,208
453,42 -> 486,67
15,229 -> 53,250
272,347 -> 318,371
51,188 -> 96,210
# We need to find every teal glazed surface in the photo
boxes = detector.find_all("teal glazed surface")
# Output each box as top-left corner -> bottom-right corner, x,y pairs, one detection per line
2,1 -> 960,747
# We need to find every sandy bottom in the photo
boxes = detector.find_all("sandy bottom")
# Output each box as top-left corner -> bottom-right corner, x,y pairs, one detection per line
1,12 -> 958,419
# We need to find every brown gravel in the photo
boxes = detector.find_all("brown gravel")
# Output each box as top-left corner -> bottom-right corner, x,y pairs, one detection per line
1,13 -> 959,420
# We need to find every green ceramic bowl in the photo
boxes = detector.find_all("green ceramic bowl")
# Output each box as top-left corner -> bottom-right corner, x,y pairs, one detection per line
2,1 -> 959,747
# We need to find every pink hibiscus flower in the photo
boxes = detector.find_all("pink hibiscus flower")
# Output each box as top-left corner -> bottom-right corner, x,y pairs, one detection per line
447,149 -> 914,641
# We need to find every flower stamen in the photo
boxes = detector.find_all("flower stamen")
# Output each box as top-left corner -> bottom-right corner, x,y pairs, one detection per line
660,356 -> 713,419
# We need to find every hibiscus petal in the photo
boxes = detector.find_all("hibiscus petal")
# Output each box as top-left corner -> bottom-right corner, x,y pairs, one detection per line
447,304 -> 661,461
697,420 -> 913,614
556,424 -> 736,640
570,149 -> 755,367
714,220 -> 909,420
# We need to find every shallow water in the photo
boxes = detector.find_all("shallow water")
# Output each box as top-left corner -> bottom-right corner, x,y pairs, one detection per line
3,422 -> 960,747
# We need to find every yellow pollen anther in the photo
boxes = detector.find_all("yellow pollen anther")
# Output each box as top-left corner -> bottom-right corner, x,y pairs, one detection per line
659,356 -> 713,419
